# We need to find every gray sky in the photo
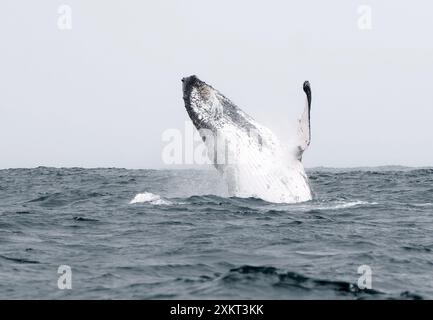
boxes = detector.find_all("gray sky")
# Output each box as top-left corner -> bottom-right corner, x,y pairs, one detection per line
0,0 -> 432,169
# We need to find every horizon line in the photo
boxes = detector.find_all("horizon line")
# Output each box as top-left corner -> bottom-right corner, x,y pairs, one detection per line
0,164 -> 432,171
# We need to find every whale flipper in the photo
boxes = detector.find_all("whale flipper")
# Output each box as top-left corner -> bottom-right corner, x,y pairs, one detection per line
296,81 -> 312,160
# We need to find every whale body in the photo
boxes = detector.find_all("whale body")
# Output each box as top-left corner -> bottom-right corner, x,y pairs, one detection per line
182,75 -> 313,203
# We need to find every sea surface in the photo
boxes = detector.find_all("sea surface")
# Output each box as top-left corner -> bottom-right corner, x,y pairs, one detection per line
0,167 -> 432,299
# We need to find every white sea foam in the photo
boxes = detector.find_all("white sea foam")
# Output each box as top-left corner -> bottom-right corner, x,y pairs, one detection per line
292,200 -> 378,212
295,250 -> 341,256
411,203 -> 433,207
129,192 -> 172,205
332,201 -> 378,209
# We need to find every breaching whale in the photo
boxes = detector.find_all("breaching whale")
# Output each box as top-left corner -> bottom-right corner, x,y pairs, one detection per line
182,75 -> 313,203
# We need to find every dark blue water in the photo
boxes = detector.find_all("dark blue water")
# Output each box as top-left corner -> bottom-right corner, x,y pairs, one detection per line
0,167 -> 432,299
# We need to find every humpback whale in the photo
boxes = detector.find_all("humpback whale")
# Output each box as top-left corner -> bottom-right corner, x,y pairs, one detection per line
182,75 -> 313,203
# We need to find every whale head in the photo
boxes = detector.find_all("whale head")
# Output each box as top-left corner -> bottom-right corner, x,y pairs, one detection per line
182,75 -> 220,131
182,75 -> 255,133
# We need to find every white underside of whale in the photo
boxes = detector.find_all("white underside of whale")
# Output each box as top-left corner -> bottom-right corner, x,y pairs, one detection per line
203,120 -> 312,204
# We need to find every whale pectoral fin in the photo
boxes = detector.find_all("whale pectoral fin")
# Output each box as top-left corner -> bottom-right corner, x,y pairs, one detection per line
295,81 -> 312,161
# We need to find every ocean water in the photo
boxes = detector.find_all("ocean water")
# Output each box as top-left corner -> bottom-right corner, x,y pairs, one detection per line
0,167 -> 432,299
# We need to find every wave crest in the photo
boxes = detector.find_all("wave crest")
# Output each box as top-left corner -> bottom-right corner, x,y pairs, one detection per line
129,192 -> 171,205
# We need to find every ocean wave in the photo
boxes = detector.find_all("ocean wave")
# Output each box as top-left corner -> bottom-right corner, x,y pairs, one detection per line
25,191 -> 106,207
308,200 -> 378,211
294,250 -> 342,256
284,200 -> 379,213
73,216 -> 100,222
410,203 -> 433,208
129,192 -> 172,205
332,200 -> 378,209
221,265 -> 384,298
0,255 -> 40,264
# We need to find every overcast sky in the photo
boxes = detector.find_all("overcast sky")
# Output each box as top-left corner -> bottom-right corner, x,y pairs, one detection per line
0,0 -> 432,169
